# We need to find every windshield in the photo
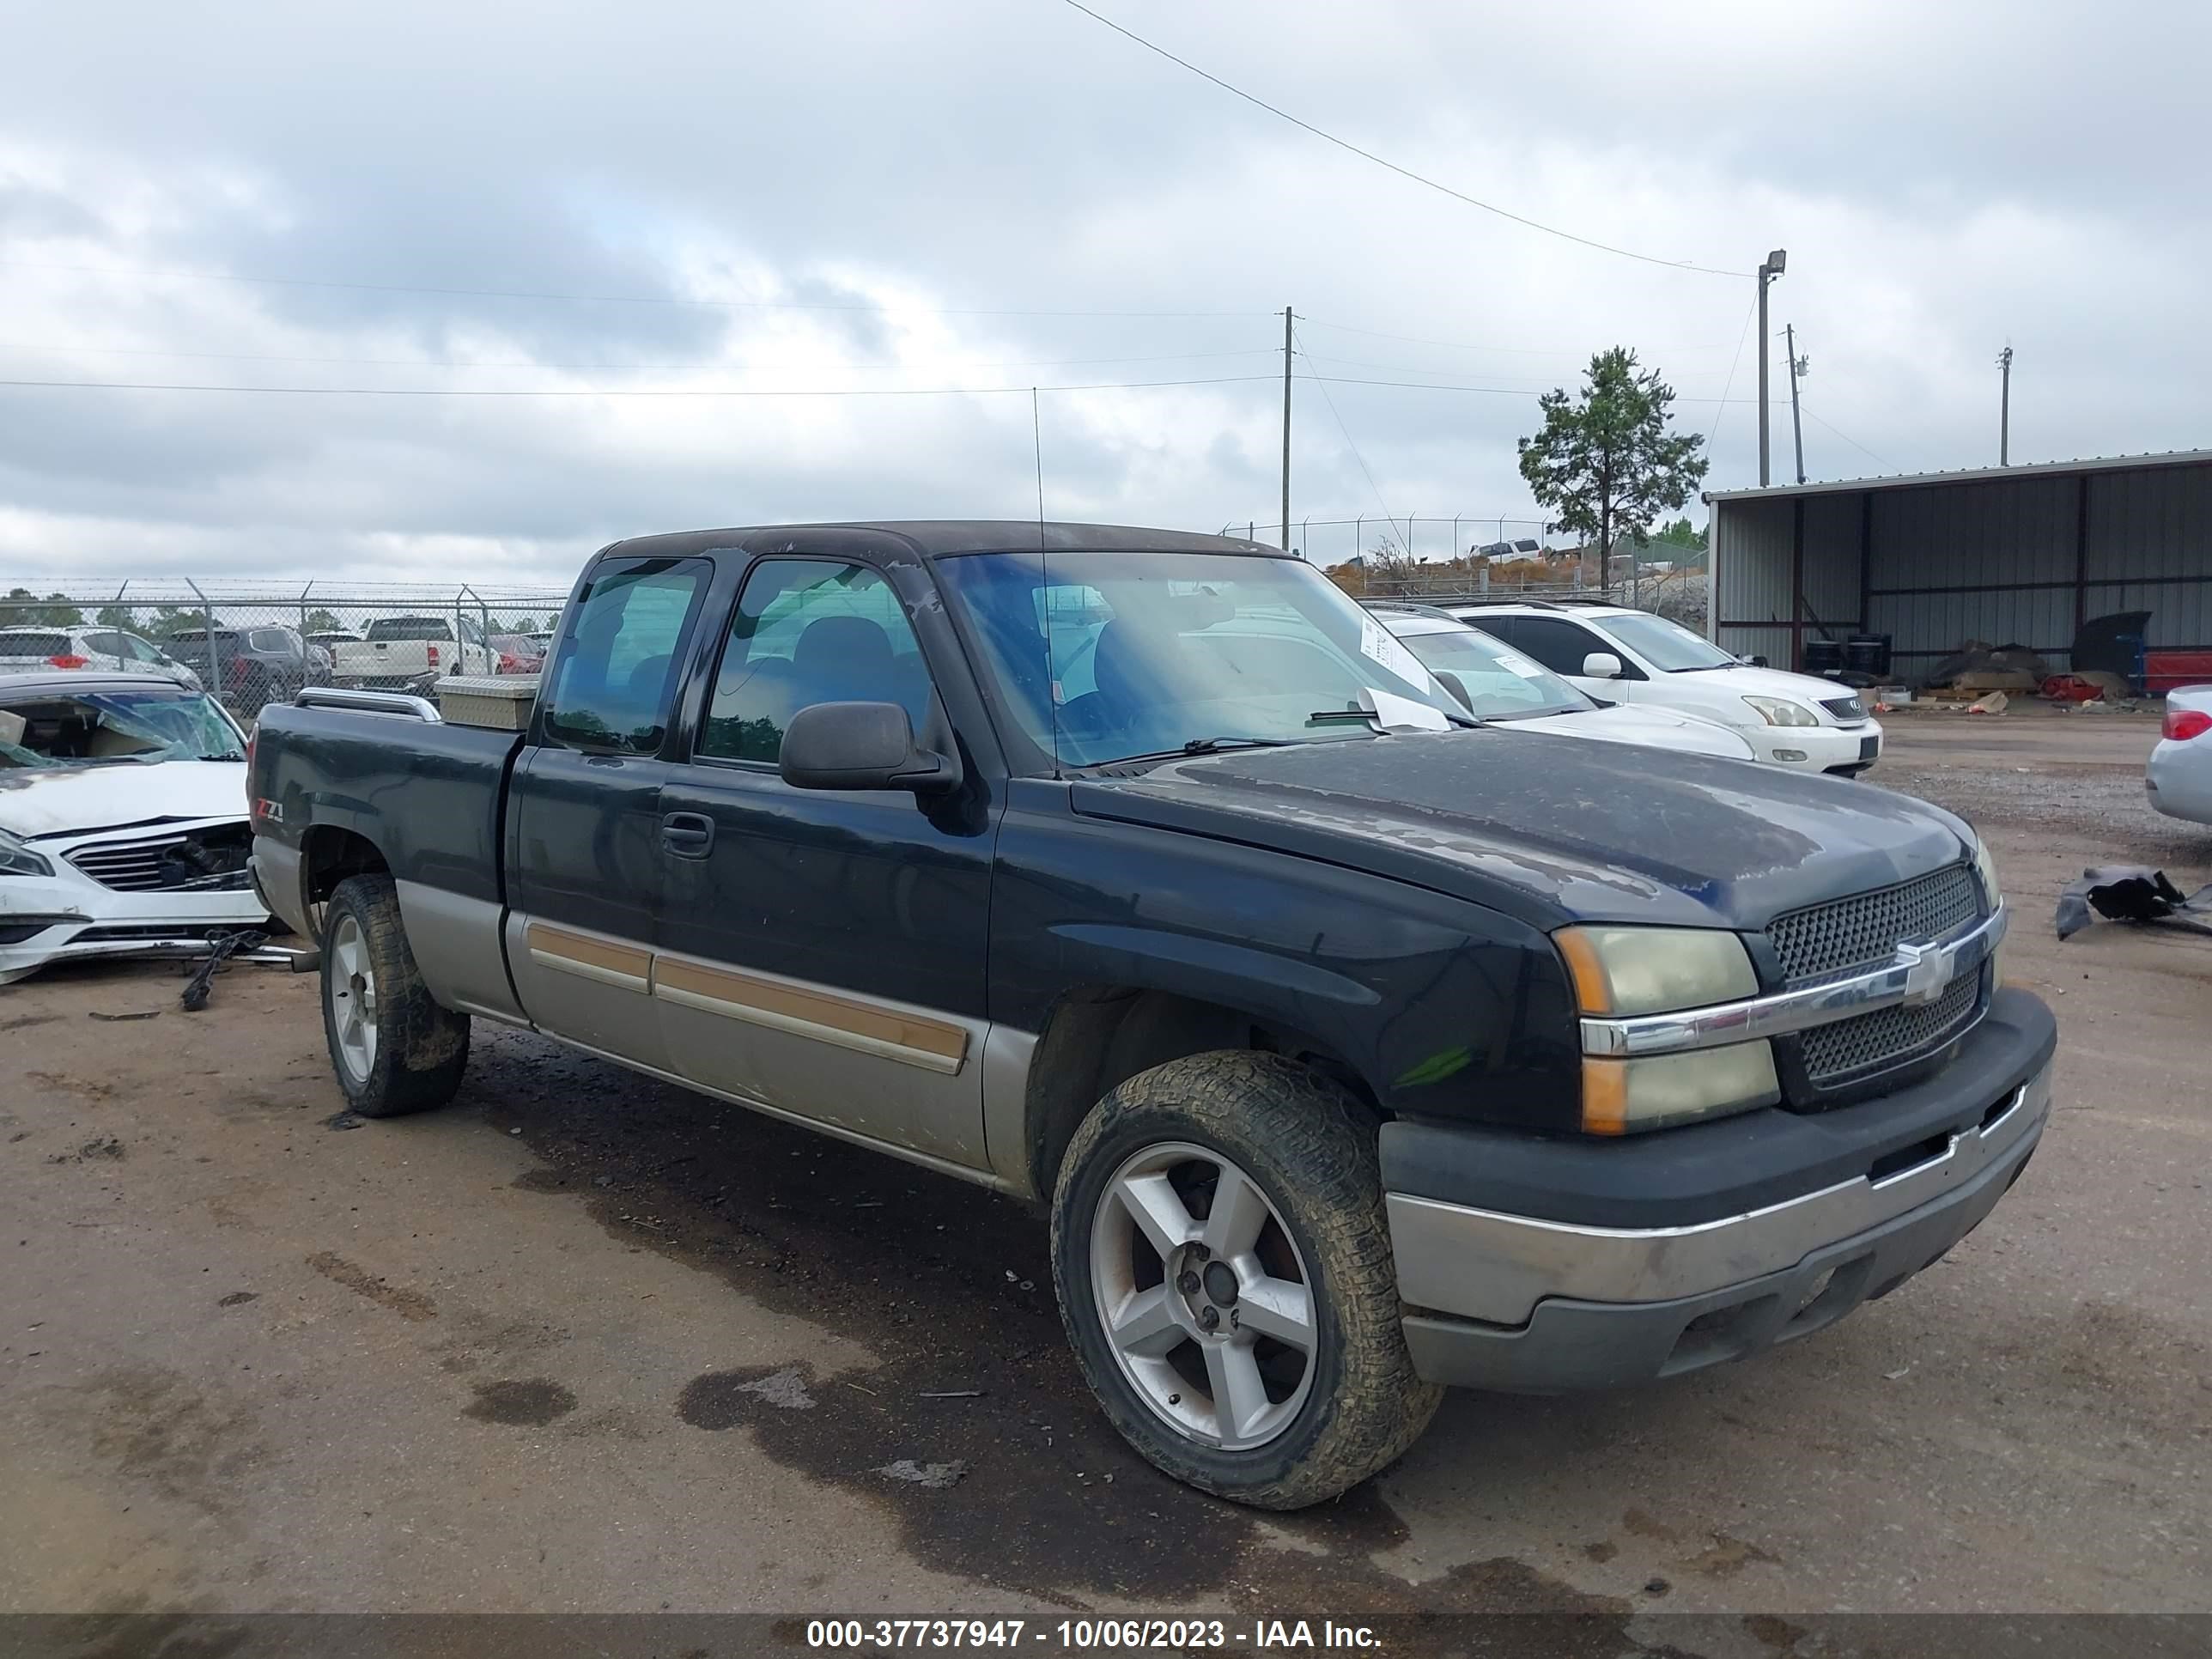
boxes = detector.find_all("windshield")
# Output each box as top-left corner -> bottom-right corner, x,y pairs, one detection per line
0,689 -> 246,769
367,617 -> 453,641
936,550 -> 1466,766
1389,622 -> 1595,719
1598,611 -> 1738,672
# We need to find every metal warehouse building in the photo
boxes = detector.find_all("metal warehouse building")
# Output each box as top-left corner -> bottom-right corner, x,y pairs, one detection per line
1705,449 -> 2212,683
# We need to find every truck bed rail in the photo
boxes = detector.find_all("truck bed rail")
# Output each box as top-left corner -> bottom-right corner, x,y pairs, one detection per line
294,687 -> 444,722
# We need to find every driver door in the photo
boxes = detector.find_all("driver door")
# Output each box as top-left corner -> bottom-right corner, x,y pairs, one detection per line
654,553 -> 997,1170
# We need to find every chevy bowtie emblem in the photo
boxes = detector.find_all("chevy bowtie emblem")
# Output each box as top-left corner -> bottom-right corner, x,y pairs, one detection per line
1893,939 -> 1953,1006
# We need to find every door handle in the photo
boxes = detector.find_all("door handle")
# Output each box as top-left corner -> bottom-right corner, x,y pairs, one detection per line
660,811 -> 714,857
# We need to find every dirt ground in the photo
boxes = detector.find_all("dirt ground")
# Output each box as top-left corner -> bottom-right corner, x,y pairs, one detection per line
3,714 -> 2207,1632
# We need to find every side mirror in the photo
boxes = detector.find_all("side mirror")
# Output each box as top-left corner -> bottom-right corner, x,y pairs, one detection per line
1582,652 -> 1624,680
1434,670 -> 1475,713
779,702 -> 961,793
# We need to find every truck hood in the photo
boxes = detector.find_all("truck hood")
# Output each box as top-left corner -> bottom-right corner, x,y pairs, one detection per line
0,760 -> 250,841
1069,728 -> 1970,930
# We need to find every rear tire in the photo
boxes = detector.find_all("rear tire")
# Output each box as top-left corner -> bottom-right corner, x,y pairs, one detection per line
1050,1052 -> 1441,1509
319,874 -> 469,1118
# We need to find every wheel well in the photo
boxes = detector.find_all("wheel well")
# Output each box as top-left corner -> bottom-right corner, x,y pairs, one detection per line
1024,986 -> 1376,1200
302,826 -> 389,905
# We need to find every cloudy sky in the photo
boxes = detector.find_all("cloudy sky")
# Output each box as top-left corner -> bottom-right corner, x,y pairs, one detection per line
1,0 -> 2204,590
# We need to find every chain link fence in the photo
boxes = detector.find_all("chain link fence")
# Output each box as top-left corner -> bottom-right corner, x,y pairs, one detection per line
1217,514 -> 1554,567
0,580 -> 571,720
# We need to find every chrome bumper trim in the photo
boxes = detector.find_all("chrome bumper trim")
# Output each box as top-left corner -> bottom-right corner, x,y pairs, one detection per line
1581,903 -> 2006,1059
1387,1057 -> 2050,1328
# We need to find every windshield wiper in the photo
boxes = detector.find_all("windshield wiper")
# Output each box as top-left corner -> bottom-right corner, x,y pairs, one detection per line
1179,736 -> 1299,756
1307,708 -> 1482,731
1089,736 -> 1302,768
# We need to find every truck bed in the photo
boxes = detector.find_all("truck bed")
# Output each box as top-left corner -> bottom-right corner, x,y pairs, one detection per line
252,701 -> 524,908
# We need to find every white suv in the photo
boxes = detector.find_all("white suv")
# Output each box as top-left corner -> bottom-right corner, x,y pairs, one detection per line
0,624 -> 204,690
1445,601 -> 1883,775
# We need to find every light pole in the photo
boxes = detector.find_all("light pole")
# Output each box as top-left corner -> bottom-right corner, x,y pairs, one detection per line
1997,346 -> 2013,465
1757,249 -> 1787,487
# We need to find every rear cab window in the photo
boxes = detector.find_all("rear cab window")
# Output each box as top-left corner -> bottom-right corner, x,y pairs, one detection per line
540,558 -> 712,753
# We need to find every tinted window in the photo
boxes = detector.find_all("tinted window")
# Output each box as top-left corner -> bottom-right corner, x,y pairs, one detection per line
82,631 -> 126,657
248,629 -> 295,653
0,631 -> 72,657
701,561 -> 934,763
542,560 -> 708,753
367,617 -> 453,641
121,635 -> 167,662
1496,616 -> 1615,678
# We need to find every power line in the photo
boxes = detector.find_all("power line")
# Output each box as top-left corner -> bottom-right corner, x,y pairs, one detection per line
0,373 -> 1280,398
1798,402 -> 1894,471
0,258 -> 1268,319
1292,325 -> 1400,548
1704,292 -> 1759,450
0,368 -> 1761,403
1297,316 -> 1734,356
0,339 -> 1279,374
1058,0 -> 1744,279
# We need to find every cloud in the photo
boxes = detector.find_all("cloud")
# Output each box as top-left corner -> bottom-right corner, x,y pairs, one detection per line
0,0 -> 2204,586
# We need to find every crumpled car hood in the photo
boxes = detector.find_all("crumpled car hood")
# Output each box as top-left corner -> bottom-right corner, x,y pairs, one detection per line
1070,727 -> 1971,931
0,761 -> 250,840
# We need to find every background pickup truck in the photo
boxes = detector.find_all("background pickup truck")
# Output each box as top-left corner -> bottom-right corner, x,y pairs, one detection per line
249,521 -> 2057,1509
328,614 -> 496,690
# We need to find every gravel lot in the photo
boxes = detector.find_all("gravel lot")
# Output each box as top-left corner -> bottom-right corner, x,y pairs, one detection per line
3,713 -> 2207,1632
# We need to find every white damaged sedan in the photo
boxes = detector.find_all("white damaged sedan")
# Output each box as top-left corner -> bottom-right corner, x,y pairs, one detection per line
0,672 -> 270,985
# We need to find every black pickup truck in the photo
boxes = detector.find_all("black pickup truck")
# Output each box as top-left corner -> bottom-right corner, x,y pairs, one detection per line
249,523 -> 2054,1509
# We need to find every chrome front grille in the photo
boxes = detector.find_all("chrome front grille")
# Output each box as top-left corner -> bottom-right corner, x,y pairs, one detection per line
64,836 -> 189,891
1798,967 -> 1981,1084
1820,695 -> 1868,723
1768,865 -> 1981,983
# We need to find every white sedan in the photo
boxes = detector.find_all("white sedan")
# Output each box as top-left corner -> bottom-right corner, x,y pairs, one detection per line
0,672 -> 270,985
1371,606 -> 1758,759
2148,686 -> 2212,825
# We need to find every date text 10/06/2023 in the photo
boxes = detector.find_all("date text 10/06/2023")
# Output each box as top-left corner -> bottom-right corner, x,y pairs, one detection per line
805,1619 -> 1382,1650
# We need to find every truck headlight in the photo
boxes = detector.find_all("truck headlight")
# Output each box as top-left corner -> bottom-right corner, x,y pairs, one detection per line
1742,695 -> 1818,727
1970,836 -> 2000,909
1582,1043 -> 1782,1133
1967,836 -> 2004,983
1554,925 -> 1759,1017
0,829 -> 55,878
1557,925 -> 1776,1133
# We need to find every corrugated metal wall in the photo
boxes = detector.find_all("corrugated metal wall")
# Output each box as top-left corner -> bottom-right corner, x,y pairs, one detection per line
1716,459 -> 2211,676
2084,463 -> 2211,651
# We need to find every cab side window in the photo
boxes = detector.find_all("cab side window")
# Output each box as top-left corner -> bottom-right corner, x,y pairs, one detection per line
542,559 -> 709,753
701,560 -> 934,763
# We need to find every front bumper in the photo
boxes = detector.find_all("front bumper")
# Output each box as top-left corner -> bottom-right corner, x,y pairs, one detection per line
1385,987 -> 2054,1392
0,823 -> 270,987
1749,718 -> 1882,775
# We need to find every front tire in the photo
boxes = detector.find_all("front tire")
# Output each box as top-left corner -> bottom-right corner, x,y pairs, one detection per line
1050,1052 -> 1441,1509
320,874 -> 470,1118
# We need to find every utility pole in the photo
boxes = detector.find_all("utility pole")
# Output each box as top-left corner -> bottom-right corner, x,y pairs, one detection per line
1757,250 -> 1787,485
1785,324 -> 1808,485
1280,306 -> 1294,551
1997,345 -> 2013,465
